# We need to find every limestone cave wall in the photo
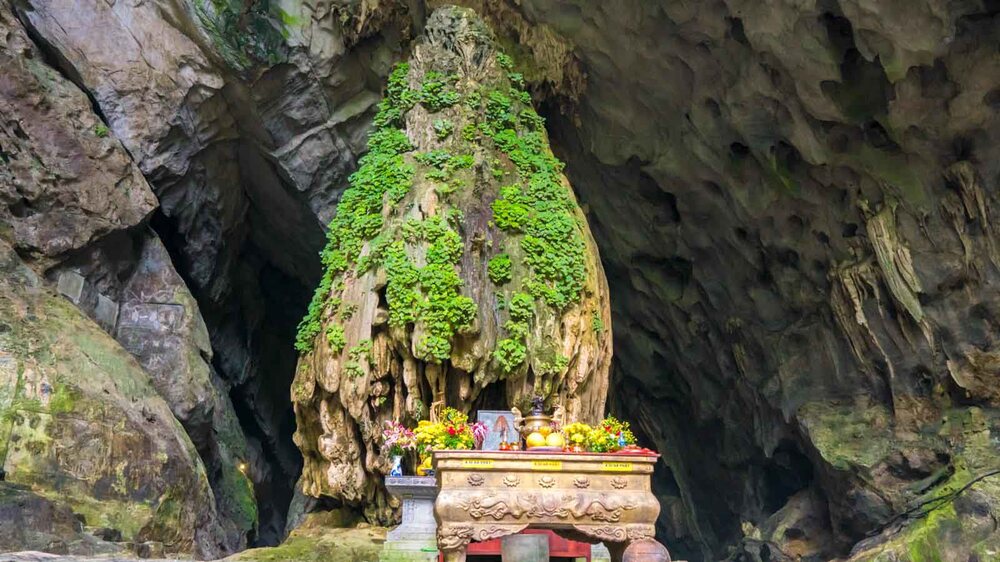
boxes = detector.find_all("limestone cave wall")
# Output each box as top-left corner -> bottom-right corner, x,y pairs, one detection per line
2,0 -> 1000,561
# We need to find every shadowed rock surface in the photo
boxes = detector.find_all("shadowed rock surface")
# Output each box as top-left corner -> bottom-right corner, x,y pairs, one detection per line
1,0 -> 1000,561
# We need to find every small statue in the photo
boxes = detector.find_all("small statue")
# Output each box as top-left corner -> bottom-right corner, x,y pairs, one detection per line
530,395 -> 544,415
552,403 -> 566,429
510,406 -> 524,431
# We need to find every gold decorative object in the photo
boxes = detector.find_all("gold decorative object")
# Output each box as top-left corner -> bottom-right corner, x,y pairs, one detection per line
433,450 -> 660,561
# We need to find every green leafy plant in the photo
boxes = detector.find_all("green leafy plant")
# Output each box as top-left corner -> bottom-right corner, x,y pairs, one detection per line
493,338 -> 526,373
488,254 -> 512,285
295,63 -> 416,353
433,119 -> 454,140
326,324 -> 346,353
93,123 -> 109,138
591,312 -> 605,333
419,71 -> 461,112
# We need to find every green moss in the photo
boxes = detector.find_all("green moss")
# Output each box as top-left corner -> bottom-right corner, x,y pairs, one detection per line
799,400 -> 894,470
493,338 -> 526,373
46,383 -> 77,414
93,123 -> 109,138
228,524 -> 384,562
295,64 -> 416,353
496,53 -> 514,70
481,68 -> 587,310
419,71 -> 461,112
297,50 -> 592,376
539,354 -> 569,376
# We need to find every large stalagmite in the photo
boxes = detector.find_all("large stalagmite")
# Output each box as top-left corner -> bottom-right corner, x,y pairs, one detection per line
291,6 -> 612,521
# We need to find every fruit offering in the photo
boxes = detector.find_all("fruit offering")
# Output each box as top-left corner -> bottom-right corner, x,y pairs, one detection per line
526,432 -> 547,448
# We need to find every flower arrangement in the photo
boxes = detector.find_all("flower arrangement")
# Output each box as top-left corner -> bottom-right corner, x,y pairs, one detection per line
382,420 -> 416,456
587,415 -> 637,452
414,407 -> 475,457
471,421 -> 488,449
563,422 -> 592,450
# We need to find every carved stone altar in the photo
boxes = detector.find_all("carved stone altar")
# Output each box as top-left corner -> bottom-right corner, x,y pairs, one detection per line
432,450 -> 663,562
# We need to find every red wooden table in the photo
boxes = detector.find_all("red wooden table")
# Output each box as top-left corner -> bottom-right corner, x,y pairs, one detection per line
438,528 -> 591,561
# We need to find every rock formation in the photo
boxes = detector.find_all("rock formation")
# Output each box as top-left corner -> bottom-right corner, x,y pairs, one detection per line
0,239 -> 227,557
2,0 -> 1000,560
291,6 -> 612,522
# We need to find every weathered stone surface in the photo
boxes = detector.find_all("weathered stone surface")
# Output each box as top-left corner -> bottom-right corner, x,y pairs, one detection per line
6,0 -> 1000,561
223,513 -> 384,562
0,483 -> 122,557
0,4 -> 156,267
491,1 -> 1000,560
116,232 -> 257,553
0,240 -> 228,559
11,0 -> 414,538
380,477 -> 438,562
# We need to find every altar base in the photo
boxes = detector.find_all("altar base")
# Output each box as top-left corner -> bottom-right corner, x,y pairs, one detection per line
380,476 -> 439,562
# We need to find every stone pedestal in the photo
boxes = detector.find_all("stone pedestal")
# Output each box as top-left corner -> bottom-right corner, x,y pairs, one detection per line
380,476 -> 439,562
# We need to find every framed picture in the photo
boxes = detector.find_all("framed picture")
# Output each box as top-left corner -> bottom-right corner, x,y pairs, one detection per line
476,410 -> 516,451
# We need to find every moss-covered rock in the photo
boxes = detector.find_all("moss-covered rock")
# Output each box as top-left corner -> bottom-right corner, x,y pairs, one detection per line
225,513 -> 384,562
0,241 -> 228,559
291,5 -> 612,523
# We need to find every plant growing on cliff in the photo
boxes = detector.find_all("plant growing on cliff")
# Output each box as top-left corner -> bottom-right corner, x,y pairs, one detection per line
295,63 -> 416,353
433,119 -> 454,140
488,253 -> 512,285
298,48 -> 592,383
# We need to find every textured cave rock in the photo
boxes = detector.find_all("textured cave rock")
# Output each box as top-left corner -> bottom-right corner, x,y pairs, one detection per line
512,0 -> 1000,560
2,0 -> 1000,561
0,239 -> 228,559
0,5 -> 156,267
291,5 -> 612,522
9,0 -> 416,542
1,1 -> 258,552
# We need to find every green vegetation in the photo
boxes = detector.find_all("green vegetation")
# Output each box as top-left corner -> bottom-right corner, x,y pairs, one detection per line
419,71 -> 461,112
488,253 -> 512,285
296,51 -> 589,379
433,119 -> 454,140
325,324 -> 345,353
478,78 -> 586,309
295,64 -> 415,353
93,123 -> 109,138
493,338 -> 526,373
591,312 -> 604,333
345,340 -> 373,378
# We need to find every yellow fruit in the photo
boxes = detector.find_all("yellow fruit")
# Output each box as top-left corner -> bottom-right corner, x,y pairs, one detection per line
526,432 -> 546,448
545,433 -> 565,448
538,426 -> 552,437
